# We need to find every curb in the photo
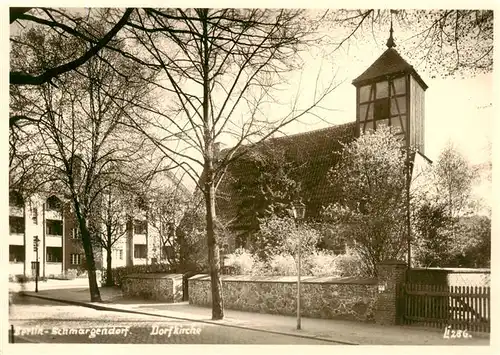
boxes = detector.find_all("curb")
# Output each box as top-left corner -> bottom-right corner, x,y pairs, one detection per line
22,293 -> 358,345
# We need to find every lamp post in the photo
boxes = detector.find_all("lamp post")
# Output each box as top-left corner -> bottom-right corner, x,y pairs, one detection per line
33,236 -> 39,293
292,201 -> 306,330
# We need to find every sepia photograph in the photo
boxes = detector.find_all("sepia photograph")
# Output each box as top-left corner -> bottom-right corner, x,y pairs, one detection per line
6,4 -> 494,350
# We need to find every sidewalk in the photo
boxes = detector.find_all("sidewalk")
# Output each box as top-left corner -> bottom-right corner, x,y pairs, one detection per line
20,286 -> 490,346
9,278 -> 89,293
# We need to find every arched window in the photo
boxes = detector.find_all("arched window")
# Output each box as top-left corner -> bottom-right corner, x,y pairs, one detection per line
46,195 -> 62,211
9,191 -> 24,208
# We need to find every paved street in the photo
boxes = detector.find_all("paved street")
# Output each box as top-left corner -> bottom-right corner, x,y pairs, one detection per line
8,294 -> 336,344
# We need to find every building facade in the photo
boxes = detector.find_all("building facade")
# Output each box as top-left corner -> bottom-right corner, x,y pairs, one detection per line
102,213 -> 175,269
9,190 -> 175,278
215,30 -> 430,251
9,192 -> 71,278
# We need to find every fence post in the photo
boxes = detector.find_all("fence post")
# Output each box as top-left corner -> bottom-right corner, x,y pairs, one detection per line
375,259 -> 407,325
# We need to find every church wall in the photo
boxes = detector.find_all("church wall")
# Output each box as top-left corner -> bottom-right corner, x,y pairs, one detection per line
410,76 -> 425,153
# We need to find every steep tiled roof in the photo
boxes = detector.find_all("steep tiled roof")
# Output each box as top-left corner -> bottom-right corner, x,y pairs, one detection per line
352,48 -> 428,90
216,122 -> 357,223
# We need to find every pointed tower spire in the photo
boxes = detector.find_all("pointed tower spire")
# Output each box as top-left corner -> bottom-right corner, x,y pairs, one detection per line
386,12 -> 396,48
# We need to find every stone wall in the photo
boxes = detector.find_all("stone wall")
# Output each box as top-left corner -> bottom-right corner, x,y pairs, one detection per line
188,275 -> 377,322
122,273 -> 183,302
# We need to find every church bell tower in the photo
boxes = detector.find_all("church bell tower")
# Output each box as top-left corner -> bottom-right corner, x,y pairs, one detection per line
352,22 -> 428,154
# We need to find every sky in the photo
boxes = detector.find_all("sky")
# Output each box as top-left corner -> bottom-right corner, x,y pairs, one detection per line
246,11 -> 494,209
5,7 -> 494,205
270,16 -> 493,168
205,9 -> 494,210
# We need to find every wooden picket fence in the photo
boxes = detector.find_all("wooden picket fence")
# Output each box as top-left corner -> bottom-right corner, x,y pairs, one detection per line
401,283 -> 490,333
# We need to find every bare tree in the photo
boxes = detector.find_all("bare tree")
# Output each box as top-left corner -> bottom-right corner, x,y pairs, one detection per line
145,174 -> 192,266
325,9 -> 493,77
113,8 -> 338,319
11,39 -> 153,300
89,182 -> 130,286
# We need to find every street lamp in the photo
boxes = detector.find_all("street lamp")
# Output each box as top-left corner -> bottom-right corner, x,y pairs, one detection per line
291,201 -> 306,330
33,236 -> 39,292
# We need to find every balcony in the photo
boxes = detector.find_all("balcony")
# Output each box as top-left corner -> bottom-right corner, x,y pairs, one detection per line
9,206 -> 23,217
46,235 -> 63,247
9,234 -> 24,245
133,234 -> 147,244
45,210 -> 62,220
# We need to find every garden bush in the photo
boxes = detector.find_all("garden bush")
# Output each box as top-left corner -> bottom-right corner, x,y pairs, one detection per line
334,248 -> 368,277
224,248 -> 256,274
253,216 -> 321,260
267,253 -> 297,275
306,250 -> 340,277
224,247 -> 367,277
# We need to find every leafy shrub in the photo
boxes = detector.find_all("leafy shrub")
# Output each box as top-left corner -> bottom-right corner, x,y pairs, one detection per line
334,248 -> 368,277
224,248 -> 256,274
250,259 -> 268,276
253,216 -> 321,260
268,253 -> 297,275
66,269 -> 78,279
306,250 -> 340,277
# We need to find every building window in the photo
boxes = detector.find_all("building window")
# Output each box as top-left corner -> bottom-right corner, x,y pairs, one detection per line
374,98 -> 390,122
9,191 -> 24,208
359,85 -> 372,103
112,248 -> 123,260
71,228 -> 80,239
47,247 -> 62,262
9,245 -> 25,262
46,196 -> 61,211
376,81 -> 389,99
9,216 -> 25,234
392,76 -> 406,94
47,219 -> 63,236
133,220 -> 147,235
32,208 -> 38,225
134,244 -> 147,259
70,253 -> 84,265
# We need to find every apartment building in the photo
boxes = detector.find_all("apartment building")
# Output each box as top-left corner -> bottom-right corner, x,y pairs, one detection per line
8,190 -> 105,279
103,213 -> 173,268
10,170 -> 187,278
9,191 -> 67,278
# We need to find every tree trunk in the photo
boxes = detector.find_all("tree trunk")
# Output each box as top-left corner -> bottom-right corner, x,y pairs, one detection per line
200,9 -> 223,320
73,201 -> 102,302
205,179 -> 224,320
106,248 -> 113,287
80,222 -> 102,302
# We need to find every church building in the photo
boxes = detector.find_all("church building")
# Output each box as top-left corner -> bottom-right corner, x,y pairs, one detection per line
215,27 -> 431,251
